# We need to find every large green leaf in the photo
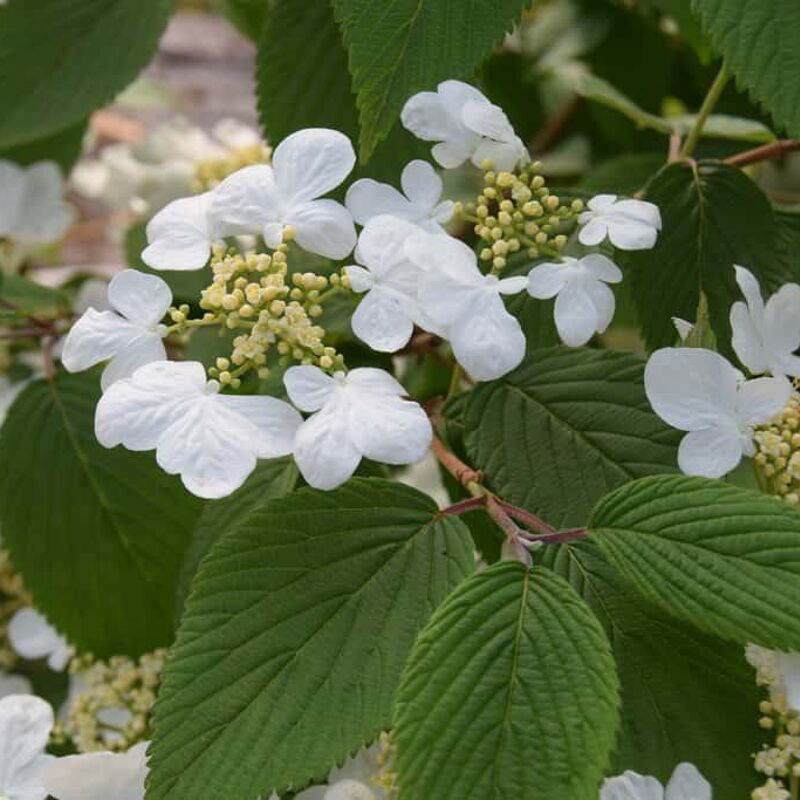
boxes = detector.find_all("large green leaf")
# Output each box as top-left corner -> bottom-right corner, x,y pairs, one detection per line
590,474 -> 800,651
691,0 -> 800,135
620,160 -> 788,352
331,0 -> 533,159
0,373 -> 203,657
774,204 -> 800,284
147,479 -> 474,800
0,0 -> 173,148
394,561 -> 619,799
541,541 -> 760,798
463,346 -> 680,528
0,119 -> 88,174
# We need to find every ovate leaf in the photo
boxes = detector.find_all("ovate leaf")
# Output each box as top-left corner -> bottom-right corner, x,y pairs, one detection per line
0,118 -> 88,174
147,479 -> 474,800
774,204 -> 800,284
394,562 -> 619,799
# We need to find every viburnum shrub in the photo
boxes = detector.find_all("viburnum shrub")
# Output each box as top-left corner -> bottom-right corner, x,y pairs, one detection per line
1,0 -> 800,798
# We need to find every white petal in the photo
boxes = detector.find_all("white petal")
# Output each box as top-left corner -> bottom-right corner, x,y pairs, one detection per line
582,274 -> 617,334
401,91 -> 455,142
349,394 -> 431,465
263,221 -> 284,248
142,194 -> 213,271
324,779 -> 377,800
216,394 -> 302,458
430,140 -> 474,169
8,609 -> 68,670
577,216 -> 609,246
734,265 -> 764,320
15,161 -> 73,243
460,100 -> 516,142
764,283 -> 800,359
600,772 -> 664,800
664,763 -> 711,800
553,277 -> 601,347
345,367 -> 409,397
471,138 -> 527,172
210,164 -> 282,236
730,300 -> 769,375
495,275 -> 527,295
678,427 -> 744,478
587,194 -> 618,212
287,199 -> 356,259
0,694 -> 53,798
345,265 -> 374,294
400,159 -> 442,212
527,262 -> 571,299
345,179 -> 410,226
100,335 -> 167,392
355,215 -> 421,280
351,288 -> 415,352
611,198 -> 662,229
777,652 -> 800,711
432,200 -> 455,225
0,160 -> 24,237
107,269 -> 172,327
607,218 -> 659,250
284,366 -> 337,412
61,310 -> 144,373
581,253 -> 623,283
736,376 -> 792,427
273,128 -> 356,203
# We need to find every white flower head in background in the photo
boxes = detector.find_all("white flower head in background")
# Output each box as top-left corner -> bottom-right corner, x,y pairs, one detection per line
644,347 -> 791,478
0,160 -> 73,246
746,644 -> 800,712
41,741 -> 148,800
408,234 -> 527,381
578,194 -> 661,250
401,80 -> 528,171
527,254 -> 621,347
601,763 -> 711,800
8,608 -> 71,672
284,366 -> 432,491
210,128 -> 357,258
730,265 -> 800,380
0,694 -> 53,800
346,216 -> 425,352
62,270 -> 171,390
95,361 -> 302,499
345,159 -> 454,233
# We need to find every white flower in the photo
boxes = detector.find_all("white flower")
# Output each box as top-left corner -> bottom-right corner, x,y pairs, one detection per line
746,644 -> 800,711
41,741 -> 148,800
284,366 -> 431,491
0,672 -> 32,699
0,694 -> 53,800
407,234 -> 527,381
345,160 -> 454,233
345,216 -> 426,352
61,270 -> 171,390
644,347 -> 791,478
95,361 -> 302,499
209,128 -> 357,258
578,194 -> 661,250
8,608 -> 71,672
401,80 -> 529,171
0,160 -> 73,245
526,254 -> 621,347
601,763 -> 711,800
730,265 -> 800,379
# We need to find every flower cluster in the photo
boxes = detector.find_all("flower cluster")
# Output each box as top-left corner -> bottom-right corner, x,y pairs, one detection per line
0,549 -> 28,672
600,762 -> 711,800
754,392 -> 800,504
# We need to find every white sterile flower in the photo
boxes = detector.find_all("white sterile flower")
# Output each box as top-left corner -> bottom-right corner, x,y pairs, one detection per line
345,216 -> 425,352
644,347 -> 791,478
284,366 -> 432,491
401,80 -> 528,171
41,741 -> 148,800
578,194 -> 661,250
730,265 -> 800,379
345,159 -> 454,233
0,694 -> 53,800
210,128 -> 357,258
407,234 -> 527,381
61,270 -> 171,390
526,254 -> 621,347
601,763 -> 711,800
95,361 -> 302,499
746,644 -> 800,711
0,160 -> 73,245
8,608 -> 71,672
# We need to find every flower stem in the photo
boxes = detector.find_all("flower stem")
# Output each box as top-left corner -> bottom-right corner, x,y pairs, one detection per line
679,64 -> 729,158
727,138 -> 800,168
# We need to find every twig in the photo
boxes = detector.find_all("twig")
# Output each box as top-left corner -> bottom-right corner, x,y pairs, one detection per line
518,527 -> 588,545
439,495 -> 487,517
430,435 -> 483,491
531,94 -> 582,155
497,500 -> 556,534
727,139 -> 800,168
668,131 -> 682,163
679,64 -> 729,158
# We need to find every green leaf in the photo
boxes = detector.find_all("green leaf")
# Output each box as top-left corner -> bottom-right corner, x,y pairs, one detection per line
147,479 -> 474,800
590,474 -> 800,651
774,204 -> 800,284
0,373 -> 203,657
212,0 -> 269,42
463,346 -> 680,528
0,273 -> 69,315
394,562 -> 619,799
620,160 -> 788,352
541,541 -> 761,798
0,0 -> 173,148
578,153 -> 665,196
691,0 -> 800,135
331,0 -> 533,159
0,119 -> 88,174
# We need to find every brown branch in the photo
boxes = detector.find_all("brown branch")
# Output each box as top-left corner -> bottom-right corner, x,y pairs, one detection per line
531,94 -> 582,155
519,527 -> 589,545
498,500 -> 556,534
668,131 -> 682,163
727,139 -> 800,168
439,495 -> 487,517
430,435 -> 483,489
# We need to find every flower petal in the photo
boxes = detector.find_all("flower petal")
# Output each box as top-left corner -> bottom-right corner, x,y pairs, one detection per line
16,161 -> 73,243
8,609 -> 69,671
349,395 -> 431,465
587,194 -> 618,212
345,178 -> 410,226
324,779 -> 377,800
664,763 -> 712,800
61,310 -> 144,373
345,265 -> 374,294
210,164 -> 282,236
581,253 -> 623,283
600,772 -> 664,800
351,288 -> 415,352
553,277 -> 602,347
355,215 -> 421,279
0,694 -> 53,797
677,427 -> 744,478
107,269 -> 172,327
764,282 -> 800,359
401,91 -> 455,141
527,262 -> 571,299
777,652 -> 800,711
471,138 -> 527,172
460,101 -> 516,142
346,367 -> 409,397
142,193 -> 213,271
577,216 -> 609,246
431,140 -> 473,169
734,265 -> 765,320
730,300 -> 769,375
284,365 -> 337,412
736,376 -> 792,427
100,335 -> 167,392
287,198 -> 356,259
216,394 -> 302,458
400,159 -> 442,212
495,275 -> 527,295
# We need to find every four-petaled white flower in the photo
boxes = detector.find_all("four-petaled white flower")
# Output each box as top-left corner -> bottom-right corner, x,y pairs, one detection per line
401,80 -> 528,172
408,234 -> 527,381
62,270 -> 171,390
8,608 -> 71,672
40,741 -> 148,800
0,160 -> 73,245
601,763 -> 711,800
730,265 -> 800,380
345,159 -> 454,233
0,694 -> 53,800
210,128 -> 357,258
644,347 -> 790,478
284,366 -> 432,491
526,254 -> 622,347
95,361 -> 302,499
578,194 -> 661,250
345,216 -> 425,352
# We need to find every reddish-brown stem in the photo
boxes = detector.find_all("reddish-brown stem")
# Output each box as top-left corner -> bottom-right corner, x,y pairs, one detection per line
430,435 -> 483,489
727,139 -> 800,168
668,132 -> 682,163
486,496 -> 532,566
519,527 -> 589,545
439,495 -> 487,517
498,500 -> 556,534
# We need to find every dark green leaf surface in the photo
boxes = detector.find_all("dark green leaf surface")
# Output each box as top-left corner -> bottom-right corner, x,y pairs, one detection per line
0,118 -> 88,173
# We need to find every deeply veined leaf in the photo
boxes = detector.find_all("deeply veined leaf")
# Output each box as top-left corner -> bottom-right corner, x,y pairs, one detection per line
0,118 -> 88,174
590,474 -> 800,650
146,479 -> 474,800
0,373 -> 203,657
394,562 -> 620,799
774,204 -> 800,284
463,346 -> 680,528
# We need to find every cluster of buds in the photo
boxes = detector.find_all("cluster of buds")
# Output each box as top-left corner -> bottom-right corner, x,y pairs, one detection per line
0,549 -> 28,670
456,160 -> 583,272
753,391 -> 800,505
371,732 -> 399,798
53,648 -> 167,753
193,142 -> 272,192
